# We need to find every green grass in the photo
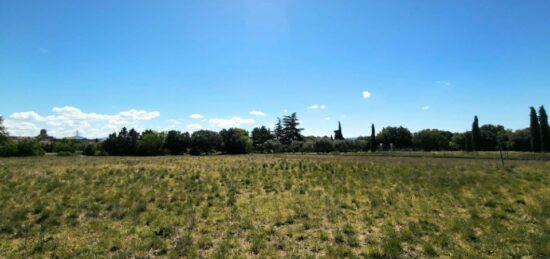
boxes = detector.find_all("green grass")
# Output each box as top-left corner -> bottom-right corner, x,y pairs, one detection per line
0,154 -> 549,257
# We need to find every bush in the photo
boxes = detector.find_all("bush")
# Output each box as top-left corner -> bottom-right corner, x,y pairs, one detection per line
314,138 -> 334,153
15,140 -> 45,156
83,144 -> 97,156
262,140 -> 282,153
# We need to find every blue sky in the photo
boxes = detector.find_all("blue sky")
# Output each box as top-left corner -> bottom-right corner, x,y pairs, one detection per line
1,0 -> 549,138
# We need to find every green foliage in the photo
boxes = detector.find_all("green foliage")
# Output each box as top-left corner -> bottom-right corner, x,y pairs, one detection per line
219,128 -> 251,154
164,130 -> 190,155
314,137 -> 334,153
190,130 -> 221,155
539,106 -> 550,152
0,116 -> 8,145
377,126 -> 413,149
251,126 -> 273,149
370,124 -> 376,152
530,107 -> 542,152
262,139 -> 282,153
413,129 -> 450,151
137,130 -> 165,156
280,112 -> 304,145
334,121 -> 344,140
472,116 -> 481,151
83,144 -> 97,156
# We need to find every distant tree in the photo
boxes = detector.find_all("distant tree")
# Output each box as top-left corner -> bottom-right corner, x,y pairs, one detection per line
478,124 -> 507,151
314,137 -> 335,153
251,126 -> 273,149
376,126 -> 413,149
506,128 -> 531,151
273,118 -> 283,141
164,130 -> 190,155
83,144 -> 96,156
370,124 -> 376,152
15,139 -> 45,156
263,139 -> 282,153
138,130 -> 165,156
450,133 -> 467,151
281,113 -> 304,145
413,129 -> 450,151
334,122 -> 344,140
220,128 -> 251,154
190,130 -> 221,155
539,106 -> 550,152
464,132 -> 472,152
471,116 -> 481,151
0,116 -> 8,145
530,107 -> 542,152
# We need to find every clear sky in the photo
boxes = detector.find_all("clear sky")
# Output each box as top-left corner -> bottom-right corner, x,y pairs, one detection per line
1,0 -> 549,138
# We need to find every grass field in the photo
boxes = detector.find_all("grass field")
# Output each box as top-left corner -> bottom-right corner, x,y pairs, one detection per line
0,154 -> 549,257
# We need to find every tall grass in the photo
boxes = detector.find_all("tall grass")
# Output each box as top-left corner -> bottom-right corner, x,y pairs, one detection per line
0,155 -> 548,257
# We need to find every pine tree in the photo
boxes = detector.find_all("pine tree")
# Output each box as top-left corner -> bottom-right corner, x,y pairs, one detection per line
471,116 -> 481,151
273,118 -> 283,141
334,121 -> 344,140
539,106 -> 550,152
370,124 -> 376,152
281,113 -> 303,145
530,107 -> 542,152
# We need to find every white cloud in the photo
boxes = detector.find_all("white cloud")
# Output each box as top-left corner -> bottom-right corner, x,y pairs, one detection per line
249,110 -> 266,116
340,114 -> 347,118
186,123 -> 203,131
7,106 -> 160,138
307,104 -> 326,110
362,91 -> 371,99
208,117 -> 255,128
4,120 -> 39,136
168,119 -> 182,125
189,114 -> 204,119
436,81 -> 451,87
324,117 -> 331,121
422,106 -> 430,110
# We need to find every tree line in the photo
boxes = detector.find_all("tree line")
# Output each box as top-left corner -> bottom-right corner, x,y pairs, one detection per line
0,106 -> 549,156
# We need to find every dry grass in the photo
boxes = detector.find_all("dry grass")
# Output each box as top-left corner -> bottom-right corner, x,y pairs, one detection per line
0,154 -> 549,257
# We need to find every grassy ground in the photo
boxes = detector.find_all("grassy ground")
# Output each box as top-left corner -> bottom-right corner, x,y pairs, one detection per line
0,154 -> 549,257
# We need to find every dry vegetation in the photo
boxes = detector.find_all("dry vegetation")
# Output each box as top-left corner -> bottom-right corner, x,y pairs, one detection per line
0,154 -> 549,257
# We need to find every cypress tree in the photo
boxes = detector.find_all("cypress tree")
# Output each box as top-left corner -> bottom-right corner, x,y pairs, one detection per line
370,124 -> 376,152
530,107 -> 542,152
334,121 -> 344,140
471,116 -> 481,151
539,106 -> 550,152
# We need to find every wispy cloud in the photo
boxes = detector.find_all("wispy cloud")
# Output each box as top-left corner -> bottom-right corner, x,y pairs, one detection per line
436,81 -> 451,88
249,110 -> 266,116
324,117 -> 331,121
189,114 -> 204,119
208,117 -> 255,128
362,91 -> 371,99
308,104 -> 326,110
422,106 -> 430,110
186,123 -> 203,131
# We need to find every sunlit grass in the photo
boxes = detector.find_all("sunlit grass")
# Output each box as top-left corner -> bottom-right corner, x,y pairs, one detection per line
0,154 -> 549,257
